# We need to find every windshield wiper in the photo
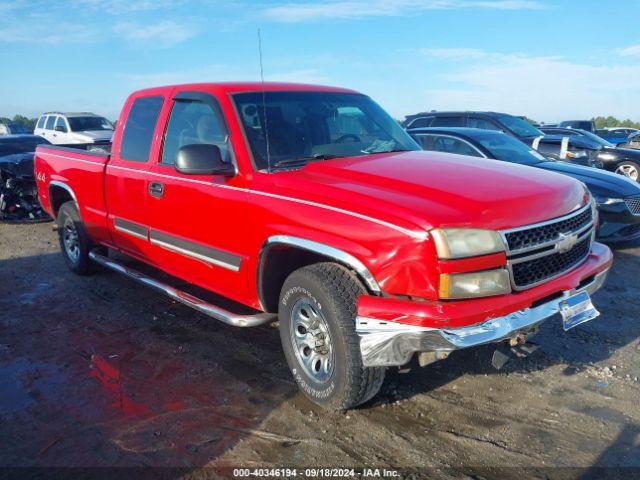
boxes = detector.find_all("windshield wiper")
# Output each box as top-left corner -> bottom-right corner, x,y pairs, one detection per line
363,148 -> 413,154
273,153 -> 340,168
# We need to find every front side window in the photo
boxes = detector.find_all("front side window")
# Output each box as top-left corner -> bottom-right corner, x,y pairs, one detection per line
55,117 -> 67,132
36,116 -> 46,129
68,116 -> 113,132
161,100 -> 231,165
233,92 -> 419,170
45,116 -> 56,130
120,96 -> 164,162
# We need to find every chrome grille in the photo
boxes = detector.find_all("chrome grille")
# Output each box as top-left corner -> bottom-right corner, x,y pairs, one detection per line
501,203 -> 594,290
504,206 -> 592,252
511,237 -> 591,288
626,196 -> 640,215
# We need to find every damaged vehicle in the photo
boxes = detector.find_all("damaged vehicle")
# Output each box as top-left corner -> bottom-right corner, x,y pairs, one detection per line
36,83 -> 612,410
0,135 -> 51,222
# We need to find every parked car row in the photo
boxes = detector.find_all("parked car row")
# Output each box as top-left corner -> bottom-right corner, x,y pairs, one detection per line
406,127 -> 640,243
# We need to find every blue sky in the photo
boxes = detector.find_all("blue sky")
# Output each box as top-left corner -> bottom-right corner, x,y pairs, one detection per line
0,0 -> 638,123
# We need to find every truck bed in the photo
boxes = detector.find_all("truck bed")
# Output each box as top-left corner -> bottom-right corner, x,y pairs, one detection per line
35,143 -> 111,242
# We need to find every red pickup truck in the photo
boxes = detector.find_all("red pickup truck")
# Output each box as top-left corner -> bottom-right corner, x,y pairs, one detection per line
35,82 -> 613,410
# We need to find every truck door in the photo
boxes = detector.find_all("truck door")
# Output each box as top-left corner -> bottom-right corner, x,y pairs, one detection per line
145,90 -> 250,304
104,94 -> 165,261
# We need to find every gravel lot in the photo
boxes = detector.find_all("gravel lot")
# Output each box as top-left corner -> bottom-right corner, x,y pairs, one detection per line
1,222 -> 639,478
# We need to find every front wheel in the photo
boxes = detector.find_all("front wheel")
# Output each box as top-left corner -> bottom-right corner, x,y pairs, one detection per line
278,263 -> 385,410
615,161 -> 640,182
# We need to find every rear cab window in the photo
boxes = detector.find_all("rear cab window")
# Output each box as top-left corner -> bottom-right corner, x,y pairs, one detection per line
120,96 -> 164,162
36,116 -> 46,129
45,116 -> 56,130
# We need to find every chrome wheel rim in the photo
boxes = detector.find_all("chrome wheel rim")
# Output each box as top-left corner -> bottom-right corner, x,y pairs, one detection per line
63,217 -> 80,263
616,164 -> 639,181
289,297 -> 334,383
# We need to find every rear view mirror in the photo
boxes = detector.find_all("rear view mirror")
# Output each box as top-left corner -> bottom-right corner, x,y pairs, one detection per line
175,144 -> 235,176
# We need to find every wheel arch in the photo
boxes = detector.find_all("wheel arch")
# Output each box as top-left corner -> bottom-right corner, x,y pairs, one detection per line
257,235 -> 381,313
49,181 -> 78,218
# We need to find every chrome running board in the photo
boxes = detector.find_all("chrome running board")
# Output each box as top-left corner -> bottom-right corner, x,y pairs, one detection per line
88,251 -> 276,327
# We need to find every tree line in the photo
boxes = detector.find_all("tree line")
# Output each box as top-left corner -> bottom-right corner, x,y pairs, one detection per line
0,115 -> 38,130
592,116 -> 640,130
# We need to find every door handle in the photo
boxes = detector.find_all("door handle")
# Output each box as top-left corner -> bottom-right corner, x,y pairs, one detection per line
149,182 -> 164,198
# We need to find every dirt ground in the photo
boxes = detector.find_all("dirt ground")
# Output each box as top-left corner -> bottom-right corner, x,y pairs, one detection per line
1,222 -> 639,479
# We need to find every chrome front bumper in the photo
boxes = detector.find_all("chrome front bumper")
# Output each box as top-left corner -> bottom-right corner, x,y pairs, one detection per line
356,268 -> 610,367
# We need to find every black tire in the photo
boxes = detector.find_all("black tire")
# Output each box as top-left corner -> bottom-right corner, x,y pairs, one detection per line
278,262 -> 385,410
614,160 -> 640,182
56,201 -> 95,275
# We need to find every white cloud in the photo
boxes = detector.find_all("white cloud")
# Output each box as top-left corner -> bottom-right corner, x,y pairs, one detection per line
0,22 -> 97,44
419,51 -> 640,121
617,44 -> 640,57
419,48 -> 490,60
113,20 -> 199,47
261,0 -> 545,22
74,0 -> 184,14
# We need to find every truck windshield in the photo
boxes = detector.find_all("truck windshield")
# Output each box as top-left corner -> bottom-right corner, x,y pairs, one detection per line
68,116 -> 113,132
233,92 -> 420,170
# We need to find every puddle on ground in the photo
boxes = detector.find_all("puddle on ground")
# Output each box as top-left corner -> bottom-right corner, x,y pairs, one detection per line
0,357 -> 67,414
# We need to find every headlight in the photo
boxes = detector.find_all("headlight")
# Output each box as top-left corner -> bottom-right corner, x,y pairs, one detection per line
565,150 -> 589,159
431,228 -> 505,259
439,269 -> 511,299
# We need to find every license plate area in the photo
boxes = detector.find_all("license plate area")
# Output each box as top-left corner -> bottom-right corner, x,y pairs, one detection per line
560,291 -> 600,331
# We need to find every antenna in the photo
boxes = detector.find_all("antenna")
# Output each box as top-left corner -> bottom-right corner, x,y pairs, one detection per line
258,28 -> 271,173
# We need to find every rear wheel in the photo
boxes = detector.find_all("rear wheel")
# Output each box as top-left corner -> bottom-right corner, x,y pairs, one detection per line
56,201 -> 96,275
278,263 -> 385,410
615,161 -> 639,182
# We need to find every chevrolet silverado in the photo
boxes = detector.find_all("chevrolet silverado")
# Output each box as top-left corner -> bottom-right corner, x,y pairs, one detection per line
35,83 -> 613,410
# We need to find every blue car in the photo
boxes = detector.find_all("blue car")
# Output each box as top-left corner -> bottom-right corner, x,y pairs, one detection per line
596,128 -> 639,146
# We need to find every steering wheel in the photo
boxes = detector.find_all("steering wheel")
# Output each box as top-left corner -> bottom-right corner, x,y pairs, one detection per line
335,134 -> 361,143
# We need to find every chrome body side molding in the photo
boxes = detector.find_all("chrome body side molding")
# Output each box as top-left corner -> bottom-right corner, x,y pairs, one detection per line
113,217 -> 148,241
89,251 -> 274,327
149,229 -> 241,272
260,235 -> 381,294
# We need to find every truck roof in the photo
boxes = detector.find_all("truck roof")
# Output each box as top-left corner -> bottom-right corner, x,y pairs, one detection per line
131,82 -> 360,96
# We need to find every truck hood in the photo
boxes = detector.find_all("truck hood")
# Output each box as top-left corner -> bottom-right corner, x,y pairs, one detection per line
274,151 -> 588,232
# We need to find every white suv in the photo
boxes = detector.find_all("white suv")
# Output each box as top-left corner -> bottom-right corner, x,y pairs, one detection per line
34,112 -> 114,145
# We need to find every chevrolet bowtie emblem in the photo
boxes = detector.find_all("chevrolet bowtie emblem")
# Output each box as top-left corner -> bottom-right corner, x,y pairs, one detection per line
556,232 -> 578,254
